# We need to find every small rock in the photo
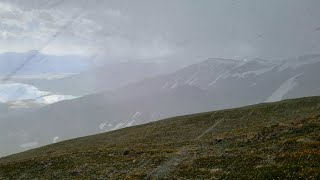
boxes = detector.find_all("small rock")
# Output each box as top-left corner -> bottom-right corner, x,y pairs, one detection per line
123,150 -> 130,155
210,168 -> 223,174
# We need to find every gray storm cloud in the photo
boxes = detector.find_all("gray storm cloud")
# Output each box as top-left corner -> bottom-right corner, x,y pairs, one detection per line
0,0 -> 320,63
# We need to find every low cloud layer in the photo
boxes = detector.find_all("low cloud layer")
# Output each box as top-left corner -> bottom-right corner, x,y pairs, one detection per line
1,0 -> 320,63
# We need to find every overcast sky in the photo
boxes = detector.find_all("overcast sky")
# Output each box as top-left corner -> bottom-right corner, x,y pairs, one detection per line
0,0 -> 320,63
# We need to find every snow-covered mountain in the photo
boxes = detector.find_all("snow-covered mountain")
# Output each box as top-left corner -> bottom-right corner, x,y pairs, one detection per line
1,54 -> 320,157
0,83 -> 76,104
110,54 -> 320,106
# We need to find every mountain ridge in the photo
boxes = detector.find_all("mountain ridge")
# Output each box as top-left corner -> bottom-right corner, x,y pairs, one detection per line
0,96 -> 319,179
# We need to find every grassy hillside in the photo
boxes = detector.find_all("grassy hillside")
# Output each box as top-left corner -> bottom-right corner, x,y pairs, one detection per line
0,96 -> 320,179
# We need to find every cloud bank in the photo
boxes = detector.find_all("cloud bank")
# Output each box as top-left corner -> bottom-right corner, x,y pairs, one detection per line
0,0 -> 320,63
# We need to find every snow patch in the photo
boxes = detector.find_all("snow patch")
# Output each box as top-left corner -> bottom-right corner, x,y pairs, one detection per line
111,123 -> 124,131
126,120 -> 135,127
188,78 -> 198,85
265,74 -> 302,102
20,141 -> 38,148
36,95 -> 77,104
277,57 -> 320,71
0,83 -> 49,102
0,83 -> 77,104
170,80 -> 178,89
208,74 -> 224,87
249,83 -> 257,88
99,122 -> 107,130
132,112 -> 142,119
52,136 -> 59,143
185,72 -> 198,85
231,67 -> 274,78
161,82 -> 170,89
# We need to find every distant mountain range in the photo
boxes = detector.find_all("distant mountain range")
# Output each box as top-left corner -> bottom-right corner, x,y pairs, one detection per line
20,61 -> 179,96
0,51 -> 179,96
1,54 -> 320,157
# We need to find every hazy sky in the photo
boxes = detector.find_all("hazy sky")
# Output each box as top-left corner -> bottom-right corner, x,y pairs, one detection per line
0,0 -> 320,62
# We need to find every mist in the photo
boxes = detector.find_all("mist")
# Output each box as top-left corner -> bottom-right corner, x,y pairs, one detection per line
1,0 -> 320,63
0,1 -> 320,178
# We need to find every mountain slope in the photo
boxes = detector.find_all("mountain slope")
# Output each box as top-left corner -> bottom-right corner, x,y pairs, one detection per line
0,86 -> 214,157
0,96 -> 319,179
110,55 -> 320,106
1,55 -> 320,157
